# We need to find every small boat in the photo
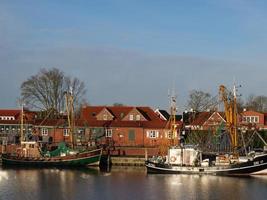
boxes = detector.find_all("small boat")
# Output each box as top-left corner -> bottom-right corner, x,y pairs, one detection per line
146,85 -> 267,176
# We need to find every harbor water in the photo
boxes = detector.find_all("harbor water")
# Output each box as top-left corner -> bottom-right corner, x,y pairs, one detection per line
0,166 -> 267,200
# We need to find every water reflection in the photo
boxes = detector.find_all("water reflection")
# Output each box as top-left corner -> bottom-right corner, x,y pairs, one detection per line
0,170 -> 8,181
0,166 -> 267,200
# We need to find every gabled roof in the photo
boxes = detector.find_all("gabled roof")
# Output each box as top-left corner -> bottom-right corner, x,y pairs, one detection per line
190,112 -> 213,126
155,109 -> 170,121
190,111 -> 225,126
81,106 -> 167,128
96,107 -> 115,120
155,109 -> 182,121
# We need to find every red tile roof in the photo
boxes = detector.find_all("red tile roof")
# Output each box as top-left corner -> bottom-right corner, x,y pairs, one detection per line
190,111 -> 226,126
0,109 -> 21,117
81,106 -> 168,128
190,112 -> 213,126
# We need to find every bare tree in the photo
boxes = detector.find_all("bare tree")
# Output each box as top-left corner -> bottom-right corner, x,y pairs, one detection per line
187,90 -> 217,112
20,68 -> 86,114
245,95 -> 267,112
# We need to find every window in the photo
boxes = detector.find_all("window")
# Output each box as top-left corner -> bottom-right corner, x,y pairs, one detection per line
128,130 -> 135,141
105,128 -> 112,137
255,116 -> 259,123
41,128 -> 48,136
129,114 -> 134,121
103,114 -> 107,120
147,130 -> 159,138
63,129 -> 69,136
136,115 -> 141,121
245,116 -> 259,124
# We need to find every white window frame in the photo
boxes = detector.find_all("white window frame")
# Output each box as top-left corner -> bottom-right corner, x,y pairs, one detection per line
105,128 -> 113,137
41,128 -> 48,136
129,114 -> 134,121
63,128 -> 69,136
245,116 -> 259,124
147,130 -> 159,138
136,114 -> 141,121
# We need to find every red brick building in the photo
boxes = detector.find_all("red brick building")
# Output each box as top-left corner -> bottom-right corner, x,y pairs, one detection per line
0,106 -> 182,156
81,106 -> 182,156
240,110 -> 267,130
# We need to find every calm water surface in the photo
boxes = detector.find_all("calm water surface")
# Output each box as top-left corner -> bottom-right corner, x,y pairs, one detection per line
0,166 -> 267,200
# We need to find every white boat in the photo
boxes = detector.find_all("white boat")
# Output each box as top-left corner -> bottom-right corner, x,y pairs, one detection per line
146,145 -> 267,175
146,85 -> 267,176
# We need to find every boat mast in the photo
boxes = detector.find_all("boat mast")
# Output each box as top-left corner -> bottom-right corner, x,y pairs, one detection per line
65,88 -> 75,148
219,84 -> 238,153
233,83 -> 238,150
20,101 -> 24,144
169,90 -> 177,146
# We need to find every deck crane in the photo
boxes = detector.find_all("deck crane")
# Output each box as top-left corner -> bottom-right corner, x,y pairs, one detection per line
219,84 -> 238,153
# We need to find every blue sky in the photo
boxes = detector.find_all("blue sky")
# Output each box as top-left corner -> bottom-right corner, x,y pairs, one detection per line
1,0 -> 267,111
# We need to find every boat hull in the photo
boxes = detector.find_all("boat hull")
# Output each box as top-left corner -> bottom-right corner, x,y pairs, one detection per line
146,154 -> 267,176
1,148 -> 102,167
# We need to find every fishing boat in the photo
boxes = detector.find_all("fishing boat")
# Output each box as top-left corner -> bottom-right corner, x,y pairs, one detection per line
146,85 -> 267,175
1,142 -> 102,167
1,91 -> 102,167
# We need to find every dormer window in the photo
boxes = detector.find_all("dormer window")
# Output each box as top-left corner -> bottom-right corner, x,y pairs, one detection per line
129,114 -> 134,121
103,114 -> 107,120
136,115 -> 141,121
